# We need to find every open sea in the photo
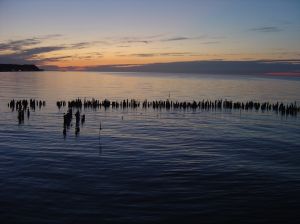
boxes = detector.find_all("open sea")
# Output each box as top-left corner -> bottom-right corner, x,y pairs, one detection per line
0,71 -> 300,223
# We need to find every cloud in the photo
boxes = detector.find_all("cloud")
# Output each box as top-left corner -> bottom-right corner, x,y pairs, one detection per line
0,38 -> 41,51
128,40 -> 151,44
115,34 -> 210,44
161,36 -> 208,42
119,52 -> 195,58
74,53 -> 103,60
0,46 -> 68,64
0,35 -> 104,64
131,53 -> 156,57
116,36 -> 154,44
39,51 -> 103,63
161,35 -> 224,43
201,41 -> 220,45
159,52 -> 192,56
69,42 -> 91,49
250,26 -> 282,32
0,35 -> 68,64
162,36 -> 191,42
0,34 -> 63,52
19,46 -> 66,57
92,34 -> 225,47
68,40 -> 110,49
117,34 -> 166,44
0,35 -> 101,56
39,55 -> 73,62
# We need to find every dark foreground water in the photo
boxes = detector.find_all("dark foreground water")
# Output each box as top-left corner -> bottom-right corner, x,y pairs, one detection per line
0,72 -> 300,223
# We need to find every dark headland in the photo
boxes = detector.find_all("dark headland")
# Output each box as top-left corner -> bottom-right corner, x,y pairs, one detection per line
0,64 -> 43,72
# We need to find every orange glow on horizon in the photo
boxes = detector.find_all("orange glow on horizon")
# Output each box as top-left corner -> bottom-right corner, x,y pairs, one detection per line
39,52 -> 300,69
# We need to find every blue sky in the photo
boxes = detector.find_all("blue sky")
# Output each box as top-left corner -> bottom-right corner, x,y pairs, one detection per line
0,0 -> 299,69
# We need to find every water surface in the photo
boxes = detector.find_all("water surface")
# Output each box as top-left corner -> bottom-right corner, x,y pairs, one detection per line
0,72 -> 300,223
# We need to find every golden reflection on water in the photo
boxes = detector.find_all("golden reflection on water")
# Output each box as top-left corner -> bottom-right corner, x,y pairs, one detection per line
0,71 -> 300,104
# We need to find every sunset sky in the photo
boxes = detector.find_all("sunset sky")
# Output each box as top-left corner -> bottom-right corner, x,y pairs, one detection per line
0,0 -> 300,70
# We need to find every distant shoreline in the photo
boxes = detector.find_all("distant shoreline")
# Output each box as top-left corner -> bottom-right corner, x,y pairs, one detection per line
0,64 -> 43,72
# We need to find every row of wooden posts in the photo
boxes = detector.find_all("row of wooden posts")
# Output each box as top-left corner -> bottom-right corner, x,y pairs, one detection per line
7,98 -> 300,127
56,98 -> 300,116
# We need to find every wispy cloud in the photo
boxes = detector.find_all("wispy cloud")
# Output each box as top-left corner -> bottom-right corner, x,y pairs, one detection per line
250,26 -> 282,32
200,41 -> 220,45
160,52 -> 192,56
69,42 -> 91,49
115,34 -> 222,45
127,40 -> 151,44
0,35 -> 106,64
38,55 -> 73,62
130,53 -> 156,57
0,34 -> 63,52
0,35 -> 103,55
0,46 -> 68,64
118,37 -> 153,44
161,35 -> 225,43
161,35 -> 208,42
116,34 -> 166,44
161,36 -> 191,42
20,46 -> 66,57
119,52 -> 195,58
69,40 -> 110,48
73,52 -> 103,60
0,38 -> 41,51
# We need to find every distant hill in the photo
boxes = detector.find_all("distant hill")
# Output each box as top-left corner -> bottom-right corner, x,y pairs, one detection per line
82,60 -> 300,75
0,64 -> 43,72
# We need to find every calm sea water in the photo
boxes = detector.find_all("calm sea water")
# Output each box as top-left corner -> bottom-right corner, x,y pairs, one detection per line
0,71 -> 300,223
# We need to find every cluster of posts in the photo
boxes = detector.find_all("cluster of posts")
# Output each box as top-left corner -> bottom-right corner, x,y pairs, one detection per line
57,98 -> 116,109
8,99 -> 46,124
63,108 -> 86,137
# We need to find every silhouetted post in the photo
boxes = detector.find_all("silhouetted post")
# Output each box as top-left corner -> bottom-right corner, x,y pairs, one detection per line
63,127 -> 66,138
99,122 -> 102,135
81,114 -> 85,125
